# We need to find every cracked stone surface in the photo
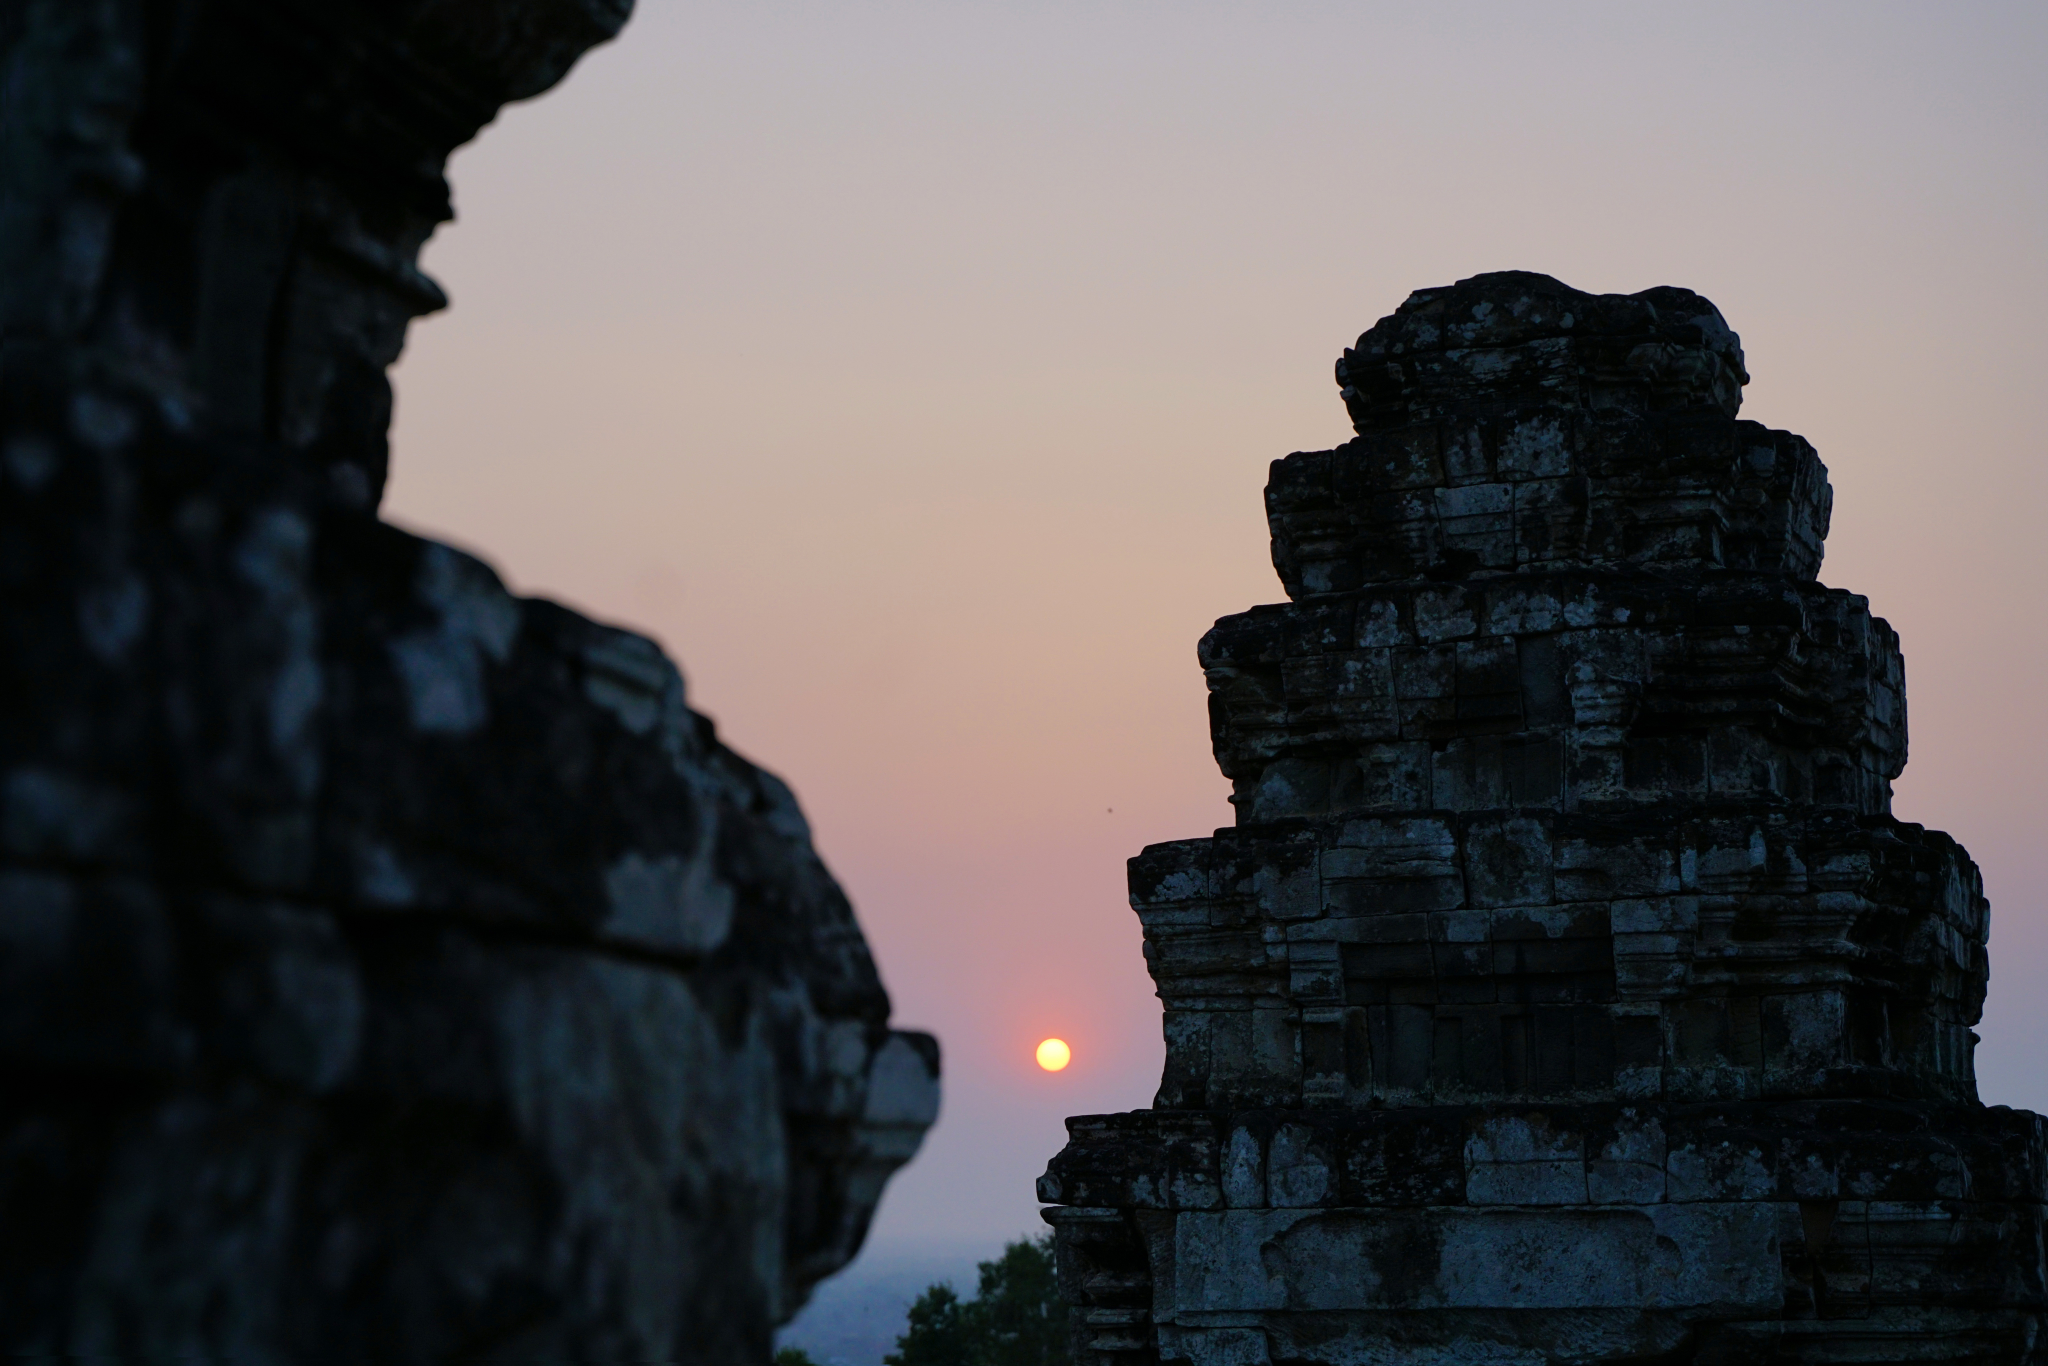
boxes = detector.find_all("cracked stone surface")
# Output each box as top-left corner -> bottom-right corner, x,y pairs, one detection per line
1039,272 -> 2045,1365
0,1 -> 936,1360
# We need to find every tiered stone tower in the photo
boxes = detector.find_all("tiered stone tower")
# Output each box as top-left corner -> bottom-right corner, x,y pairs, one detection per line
1040,273 -> 2047,1364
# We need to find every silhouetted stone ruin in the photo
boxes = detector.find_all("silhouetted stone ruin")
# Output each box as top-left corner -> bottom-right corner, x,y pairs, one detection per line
1041,273 -> 2047,1364
0,2 -> 935,1359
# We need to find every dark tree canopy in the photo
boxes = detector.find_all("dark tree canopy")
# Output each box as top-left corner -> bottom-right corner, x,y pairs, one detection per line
886,1235 -> 1068,1366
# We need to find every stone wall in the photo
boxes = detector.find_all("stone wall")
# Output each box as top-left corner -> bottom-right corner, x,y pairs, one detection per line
1040,272 -> 2045,1364
0,1 -> 936,1360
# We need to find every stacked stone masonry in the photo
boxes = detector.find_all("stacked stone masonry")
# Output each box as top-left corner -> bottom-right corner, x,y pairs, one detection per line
0,1 -> 935,1361
1041,272 -> 2045,1365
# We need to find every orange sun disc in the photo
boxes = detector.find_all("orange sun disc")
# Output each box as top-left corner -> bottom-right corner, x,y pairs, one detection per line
1035,1038 -> 1072,1072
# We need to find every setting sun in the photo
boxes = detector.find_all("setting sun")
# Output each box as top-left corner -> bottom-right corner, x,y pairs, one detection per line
1035,1038 -> 1071,1072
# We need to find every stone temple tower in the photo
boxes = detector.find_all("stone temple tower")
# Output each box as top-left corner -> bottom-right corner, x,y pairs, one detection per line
1039,273 -> 2048,1364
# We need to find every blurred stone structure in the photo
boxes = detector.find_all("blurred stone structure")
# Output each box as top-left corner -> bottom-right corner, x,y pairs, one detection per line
1040,273 -> 2045,1364
0,1 -> 935,1360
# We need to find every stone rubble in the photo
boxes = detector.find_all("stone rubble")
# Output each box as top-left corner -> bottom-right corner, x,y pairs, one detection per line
1040,272 -> 2045,1364
0,1 -> 935,1360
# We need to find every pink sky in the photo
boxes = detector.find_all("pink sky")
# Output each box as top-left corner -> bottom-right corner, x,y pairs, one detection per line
384,1 -> 2048,1251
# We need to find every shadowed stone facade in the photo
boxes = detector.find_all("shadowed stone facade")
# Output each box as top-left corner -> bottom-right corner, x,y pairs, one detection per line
0,1 -> 935,1360
1040,273 -> 2045,1364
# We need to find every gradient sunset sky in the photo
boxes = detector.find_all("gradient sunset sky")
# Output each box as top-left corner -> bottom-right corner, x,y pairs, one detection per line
385,1 -> 2048,1254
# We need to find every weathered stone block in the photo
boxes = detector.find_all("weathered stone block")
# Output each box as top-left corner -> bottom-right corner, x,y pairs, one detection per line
0,3 -> 938,1358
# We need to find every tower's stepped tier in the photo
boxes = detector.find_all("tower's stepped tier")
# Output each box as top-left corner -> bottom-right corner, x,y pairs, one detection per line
1203,573 -> 1905,822
1130,812 -> 1985,1110
1269,413 -> 1832,596
1338,273 -> 1751,435
1041,1101 -> 2048,1366
1270,272 -> 1832,598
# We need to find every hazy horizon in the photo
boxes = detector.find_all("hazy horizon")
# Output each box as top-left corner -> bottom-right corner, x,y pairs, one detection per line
385,0 -> 2048,1258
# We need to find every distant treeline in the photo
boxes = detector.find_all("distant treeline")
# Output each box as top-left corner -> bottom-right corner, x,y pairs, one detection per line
778,1234 -> 1068,1366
